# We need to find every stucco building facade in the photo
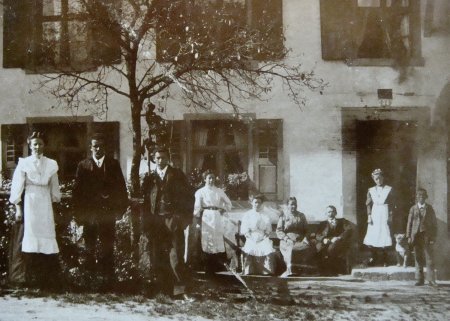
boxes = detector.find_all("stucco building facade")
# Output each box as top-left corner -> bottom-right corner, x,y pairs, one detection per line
1,1 -> 449,277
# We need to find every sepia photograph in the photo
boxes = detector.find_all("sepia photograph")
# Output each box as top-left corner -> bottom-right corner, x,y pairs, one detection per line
0,1 -> 449,320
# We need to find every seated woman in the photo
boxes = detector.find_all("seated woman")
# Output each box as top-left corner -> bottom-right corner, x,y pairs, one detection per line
240,194 -> 276,275
193,170 -> 233,276
276,197 -> 312,277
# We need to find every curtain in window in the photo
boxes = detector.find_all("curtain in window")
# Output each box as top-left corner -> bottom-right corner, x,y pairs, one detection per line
194,127 -> 208,147
233,128 -> 246,148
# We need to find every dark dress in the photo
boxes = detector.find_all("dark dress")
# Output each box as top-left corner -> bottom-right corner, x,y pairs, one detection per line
276,211 -> 314,269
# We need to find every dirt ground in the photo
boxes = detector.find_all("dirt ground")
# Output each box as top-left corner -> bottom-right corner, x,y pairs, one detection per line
0,274 -> 449,321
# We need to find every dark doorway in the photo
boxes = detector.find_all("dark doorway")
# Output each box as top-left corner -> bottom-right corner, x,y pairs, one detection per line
356,120 -> 418,244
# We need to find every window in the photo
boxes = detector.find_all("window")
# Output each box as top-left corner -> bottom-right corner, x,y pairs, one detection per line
177,116 -> 283,201
320,0 -> 423,66
1,119 -> 120,181
156,0 -> 283,63
3,0 -> 120,71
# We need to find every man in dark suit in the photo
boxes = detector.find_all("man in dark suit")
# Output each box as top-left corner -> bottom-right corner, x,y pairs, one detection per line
406,188 -> 437,286
72,133 -> 128,287
315,205 -> 352,275
141,146 -> 194,300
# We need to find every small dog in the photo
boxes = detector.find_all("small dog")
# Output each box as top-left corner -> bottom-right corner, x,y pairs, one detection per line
394,234 -> 410,268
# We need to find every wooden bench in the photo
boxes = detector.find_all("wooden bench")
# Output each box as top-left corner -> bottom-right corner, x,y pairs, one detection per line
234,221 -> 352,275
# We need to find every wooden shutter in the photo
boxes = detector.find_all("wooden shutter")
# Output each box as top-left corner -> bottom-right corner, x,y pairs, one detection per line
250,0 -> 284,60
320,0 -> 355,61
169,120 -> 187,171
254,119 -> 283,201
2,0 -> 34,68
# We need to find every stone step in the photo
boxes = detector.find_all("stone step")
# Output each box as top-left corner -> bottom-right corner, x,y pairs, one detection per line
352,266 -> 417,281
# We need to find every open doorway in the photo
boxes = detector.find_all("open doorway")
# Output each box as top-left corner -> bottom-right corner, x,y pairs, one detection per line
356,120 -> 418,243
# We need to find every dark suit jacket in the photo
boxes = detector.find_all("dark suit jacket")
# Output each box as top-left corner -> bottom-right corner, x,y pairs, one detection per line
72,156 -> 128,220
406,203 -> 437,244
316,218 -> 352,245
141,166 -> 194,234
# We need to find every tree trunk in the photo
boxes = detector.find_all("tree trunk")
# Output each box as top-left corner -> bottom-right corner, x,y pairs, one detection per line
129,99 -> 142,197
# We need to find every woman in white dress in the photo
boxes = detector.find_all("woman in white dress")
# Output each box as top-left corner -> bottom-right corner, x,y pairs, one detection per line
363,168 -> 394,266
240,194 -> 276,275
194,170 -> 232,276
9,131 -> 61,289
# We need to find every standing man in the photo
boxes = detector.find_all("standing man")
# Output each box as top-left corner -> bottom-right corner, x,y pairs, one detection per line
141,146 -> 194,300
406,188 -> 437,286
72,133 -> 128,289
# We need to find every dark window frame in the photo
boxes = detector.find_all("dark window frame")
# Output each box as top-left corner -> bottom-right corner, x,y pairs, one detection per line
180,114 -> 283,201
156,0 -> 284,64
320,0 -> 424,67
3,0 -> 121,72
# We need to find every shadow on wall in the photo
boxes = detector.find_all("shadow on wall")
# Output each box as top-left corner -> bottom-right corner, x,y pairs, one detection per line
435,219 -> 450,279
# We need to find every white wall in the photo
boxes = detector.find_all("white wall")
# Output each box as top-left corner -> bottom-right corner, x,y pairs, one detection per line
0,0 -> 449,223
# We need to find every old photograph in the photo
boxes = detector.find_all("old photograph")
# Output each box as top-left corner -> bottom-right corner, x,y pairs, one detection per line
0,1 -> 449,320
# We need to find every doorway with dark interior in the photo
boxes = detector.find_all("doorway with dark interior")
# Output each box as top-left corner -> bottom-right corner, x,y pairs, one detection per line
356,120 -> 418,249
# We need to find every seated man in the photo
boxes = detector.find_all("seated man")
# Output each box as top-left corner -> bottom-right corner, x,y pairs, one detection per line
276,197 -> 315,277
315,205 -> 352,275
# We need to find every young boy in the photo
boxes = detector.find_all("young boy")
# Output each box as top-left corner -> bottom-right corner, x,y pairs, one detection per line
406,188 -> 437,286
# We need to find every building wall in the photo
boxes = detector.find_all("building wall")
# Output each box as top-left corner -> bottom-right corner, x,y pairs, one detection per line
1,1 -> 449,272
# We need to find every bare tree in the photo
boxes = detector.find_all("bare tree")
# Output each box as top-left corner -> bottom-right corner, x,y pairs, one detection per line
36,0 -> 325,196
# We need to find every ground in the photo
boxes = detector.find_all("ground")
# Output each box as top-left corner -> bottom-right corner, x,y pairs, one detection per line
0,274 -> 448,321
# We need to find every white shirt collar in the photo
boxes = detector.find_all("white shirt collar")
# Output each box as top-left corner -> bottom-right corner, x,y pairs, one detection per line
31,154 -> 43,161
93,155 -> 105,167
156,165 -> 168,178
417,203 -> 425,209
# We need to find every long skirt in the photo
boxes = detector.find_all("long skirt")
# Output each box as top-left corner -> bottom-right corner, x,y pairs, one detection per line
363,203 -> 392,248
8,222 -> 26,285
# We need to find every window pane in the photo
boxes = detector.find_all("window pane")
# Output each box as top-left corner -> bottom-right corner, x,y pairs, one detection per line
43,0 -> 62,16
42,21 -> 62,65
206,126 -> 219,146
69,21 -> 89,65
224,151 -> 244,174
193,152 -> 217,173
357,0 -> 380,7
68,0 -> 86,14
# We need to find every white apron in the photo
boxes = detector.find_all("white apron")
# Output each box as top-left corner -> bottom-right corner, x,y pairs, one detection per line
363,185 -> 392,248
194,186 -> 232,254
9,156 -> 61,254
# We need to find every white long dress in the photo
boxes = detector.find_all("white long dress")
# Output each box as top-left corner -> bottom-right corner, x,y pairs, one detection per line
363,185 -> 393,248
194,185 -> 232,254
240,209 -> 275,257
9,156 -> 61,254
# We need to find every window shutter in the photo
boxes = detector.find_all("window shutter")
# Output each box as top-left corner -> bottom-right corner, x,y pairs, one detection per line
250,0 -> 284,60
90,0 -> 121,66
169,120 -> 187,171
320,0 -> 355,61
2,0 -> 33,68
255,119 -> 283,201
